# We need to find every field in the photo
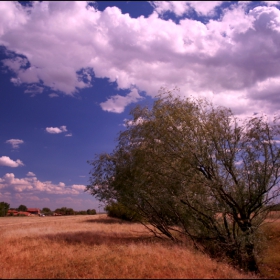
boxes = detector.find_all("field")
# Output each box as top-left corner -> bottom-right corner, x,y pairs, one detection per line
0,214 -> 278,279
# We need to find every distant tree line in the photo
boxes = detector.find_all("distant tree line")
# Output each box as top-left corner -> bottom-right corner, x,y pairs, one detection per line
269,203 -> 280,211
0,202 -> 96,216
52,207 -> 96,216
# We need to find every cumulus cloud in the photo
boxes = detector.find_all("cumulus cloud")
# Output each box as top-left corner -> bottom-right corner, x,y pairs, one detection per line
0,156 -> 24,167
0,173 -> 86,195
2,2 -> 280,115
100,88 -> 143,113
6,139 -> 24,149
46,125 -> 67,134
65,133 -> 72,137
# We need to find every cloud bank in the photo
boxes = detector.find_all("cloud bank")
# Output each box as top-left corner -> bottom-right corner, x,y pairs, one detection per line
1,2 -> 280,115
0,172 -> 86,195
0,172 -> 92,210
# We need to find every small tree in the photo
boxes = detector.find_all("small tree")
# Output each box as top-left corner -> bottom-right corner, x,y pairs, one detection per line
17,205 -> 27,212
87,91 -> 280,272
0,201 -> 10,217
42,207 -> 52,215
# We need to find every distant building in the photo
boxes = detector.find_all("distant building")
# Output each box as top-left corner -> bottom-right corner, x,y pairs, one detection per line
27,208 -> 40,215
7,209 -> 18,216
7,210 -> 31,216
7,208 -> 41,216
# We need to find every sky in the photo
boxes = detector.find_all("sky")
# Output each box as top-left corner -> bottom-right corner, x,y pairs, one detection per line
1,1 -> 280,211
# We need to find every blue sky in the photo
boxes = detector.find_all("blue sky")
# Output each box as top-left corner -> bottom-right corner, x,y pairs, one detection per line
1,1 -> 280,211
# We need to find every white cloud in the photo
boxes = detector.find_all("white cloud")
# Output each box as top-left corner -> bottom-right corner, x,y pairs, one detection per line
24,84 -> 44,96
188,1 -> 224,16
49,93 -> 59,98
46,125 -> 67,134
1,2 -> 280,116
10,77 -> 21,86
0,156 -> 24,167
150,1 -> 190,17
72,184 -> 86,191
100,88 -> 143,113
262,1 -> 280,7
150,1 -> 223,17
123,116 -> 146,127
6,139 -> 24,149
0,173 -> 86,195
65,133 -> 72,137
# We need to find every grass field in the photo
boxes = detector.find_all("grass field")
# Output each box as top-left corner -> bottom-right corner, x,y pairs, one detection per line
0,214 -> 277,279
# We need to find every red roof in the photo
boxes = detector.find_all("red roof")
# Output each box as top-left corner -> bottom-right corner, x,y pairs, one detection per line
7,210 -> 31,216
8,209 -> 18,213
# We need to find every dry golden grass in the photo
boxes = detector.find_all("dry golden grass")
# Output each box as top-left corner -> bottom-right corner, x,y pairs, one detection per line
258,215 -> 280,279
265,211 -> 280,221
0,214 -> 258,279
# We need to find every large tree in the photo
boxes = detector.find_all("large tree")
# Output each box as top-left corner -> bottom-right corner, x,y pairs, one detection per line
87,90 -> 280,272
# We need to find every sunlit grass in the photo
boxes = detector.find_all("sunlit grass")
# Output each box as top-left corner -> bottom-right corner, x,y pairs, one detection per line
0,215 -> 260,279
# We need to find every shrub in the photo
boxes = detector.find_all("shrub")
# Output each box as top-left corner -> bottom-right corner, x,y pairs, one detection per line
105,202 -> 141,221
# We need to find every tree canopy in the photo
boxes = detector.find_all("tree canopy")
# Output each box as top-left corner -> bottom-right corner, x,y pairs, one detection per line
42,207 -> 51,213
87,90 -> 280,272
17,204 -> 27,212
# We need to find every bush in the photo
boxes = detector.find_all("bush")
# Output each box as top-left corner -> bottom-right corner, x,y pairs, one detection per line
105,202 -> 141,221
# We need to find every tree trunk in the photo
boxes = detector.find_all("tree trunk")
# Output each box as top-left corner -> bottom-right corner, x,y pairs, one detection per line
244,242 -> 259,273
